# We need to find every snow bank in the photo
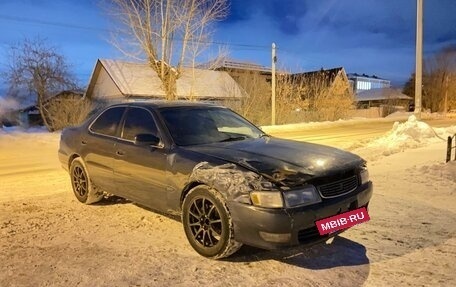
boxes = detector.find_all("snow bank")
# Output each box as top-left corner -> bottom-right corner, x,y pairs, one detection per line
0,126 -> 59,144
371,115 -> 436,147
0,126 -> 49,135
0,126 -> 48,132
354,115 -> 456,160
262,112 -> 456,134
386,111 -> 456,120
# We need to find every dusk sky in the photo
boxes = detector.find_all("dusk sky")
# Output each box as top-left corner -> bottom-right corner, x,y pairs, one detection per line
0,0 -> 455,90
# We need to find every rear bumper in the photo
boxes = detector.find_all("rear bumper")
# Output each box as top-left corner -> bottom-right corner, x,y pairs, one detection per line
228,181 -> 373,250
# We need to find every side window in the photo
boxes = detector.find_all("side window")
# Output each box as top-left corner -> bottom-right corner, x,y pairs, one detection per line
121,108 -> 158,141
90,107 -> 126,137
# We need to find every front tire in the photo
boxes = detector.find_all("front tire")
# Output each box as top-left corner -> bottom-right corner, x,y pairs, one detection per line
70,157 -> 103,204
182,185 -> 242,259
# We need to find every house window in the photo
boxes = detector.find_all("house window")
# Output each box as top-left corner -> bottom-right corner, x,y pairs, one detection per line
357,80 -> 372,90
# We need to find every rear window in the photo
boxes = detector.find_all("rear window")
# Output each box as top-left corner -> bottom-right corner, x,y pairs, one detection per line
90,107 -> 126,137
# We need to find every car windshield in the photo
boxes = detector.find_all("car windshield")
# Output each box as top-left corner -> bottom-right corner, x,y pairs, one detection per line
159,107 -> 264,146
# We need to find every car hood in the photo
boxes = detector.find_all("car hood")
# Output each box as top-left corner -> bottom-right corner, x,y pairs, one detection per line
184,137 -> 364,186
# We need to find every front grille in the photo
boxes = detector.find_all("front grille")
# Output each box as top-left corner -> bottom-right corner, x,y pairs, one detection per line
317,175 -> 358,198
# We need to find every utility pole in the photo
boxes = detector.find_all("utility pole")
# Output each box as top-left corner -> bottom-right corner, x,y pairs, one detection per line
414,0 -> 423,119
271,43 -> 277,125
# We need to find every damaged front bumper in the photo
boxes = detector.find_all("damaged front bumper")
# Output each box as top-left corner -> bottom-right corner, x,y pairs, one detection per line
227,182 -> 373,250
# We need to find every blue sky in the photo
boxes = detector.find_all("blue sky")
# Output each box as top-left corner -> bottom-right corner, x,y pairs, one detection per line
0,0 -> 455,90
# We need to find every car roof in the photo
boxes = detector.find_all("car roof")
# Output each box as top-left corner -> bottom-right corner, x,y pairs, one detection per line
108,100 -> 224,109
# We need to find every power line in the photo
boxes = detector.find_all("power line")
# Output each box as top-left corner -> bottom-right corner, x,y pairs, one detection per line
0,14 -> 270,50
0,14 -> 111,33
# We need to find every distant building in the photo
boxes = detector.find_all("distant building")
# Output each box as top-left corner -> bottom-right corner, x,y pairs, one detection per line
356,88 -> 412,106
292,67 -> 349,87
205,60 -> 352,100
206,58 -> 272,73
347,73 -> 391,94
200,58 -> 271,74
200,58 -> 273,86
1,90 -> 83,128
290,67 -> 353,102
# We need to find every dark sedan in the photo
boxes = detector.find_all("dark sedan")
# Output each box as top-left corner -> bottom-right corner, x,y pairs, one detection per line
58,101 -> 373,259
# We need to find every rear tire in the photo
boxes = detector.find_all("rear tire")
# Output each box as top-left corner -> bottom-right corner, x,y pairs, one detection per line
182,185 -> 242,259
70,157 -> 103,204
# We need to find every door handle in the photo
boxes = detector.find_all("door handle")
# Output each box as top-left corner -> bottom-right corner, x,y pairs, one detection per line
116,150 -> 125,156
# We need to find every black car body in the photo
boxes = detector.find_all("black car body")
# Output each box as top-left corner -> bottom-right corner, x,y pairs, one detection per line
58,101 -> 373,258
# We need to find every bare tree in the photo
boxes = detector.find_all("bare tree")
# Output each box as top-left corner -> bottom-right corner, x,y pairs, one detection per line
3,38 -> 77,131
277,70 -> 353,123
423,45 -> 456,112
226,70 -> 271,125
313,72 -> 354,121
275,73 -> 306,124
402,73 -> 416,99
224,68 -> 354,125
186,47 -> 229,101
44,94 -> 93,131
107,0 -> 228,100
381,89 -> 405,116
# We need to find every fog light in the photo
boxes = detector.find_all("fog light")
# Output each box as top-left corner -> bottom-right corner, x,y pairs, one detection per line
259,231 -> 291,243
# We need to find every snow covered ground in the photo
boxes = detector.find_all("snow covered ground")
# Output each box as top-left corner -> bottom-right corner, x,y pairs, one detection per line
261,112 -> 456,133
0,116 -> 455,286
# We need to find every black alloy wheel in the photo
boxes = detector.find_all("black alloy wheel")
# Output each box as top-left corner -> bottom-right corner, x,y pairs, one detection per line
188,196 -> 223,247
72,165 -> 88,199
182,186 -> 242,259
69,157 -> 103,204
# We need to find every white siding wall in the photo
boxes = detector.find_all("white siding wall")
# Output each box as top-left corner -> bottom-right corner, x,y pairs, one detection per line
91,67 -> 123,102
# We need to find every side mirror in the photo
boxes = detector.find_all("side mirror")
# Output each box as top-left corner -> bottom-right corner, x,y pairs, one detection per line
134,133 -> 161,146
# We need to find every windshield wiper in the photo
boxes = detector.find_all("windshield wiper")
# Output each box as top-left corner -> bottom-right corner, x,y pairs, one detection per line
219,136 -> 247,142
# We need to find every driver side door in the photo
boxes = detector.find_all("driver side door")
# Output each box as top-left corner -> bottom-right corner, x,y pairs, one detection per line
113,107 -> 168,211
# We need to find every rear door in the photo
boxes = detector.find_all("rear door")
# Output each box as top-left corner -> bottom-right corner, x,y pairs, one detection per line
114,107 -> 168,210
84,106 -> 126,193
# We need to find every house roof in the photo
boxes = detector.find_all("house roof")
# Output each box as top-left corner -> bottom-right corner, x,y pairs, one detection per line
347,73 -> 388,81
291,67 -> 345,86
356,88 -> 412,102
85,59 -> 243,100
199,57 -> 272,73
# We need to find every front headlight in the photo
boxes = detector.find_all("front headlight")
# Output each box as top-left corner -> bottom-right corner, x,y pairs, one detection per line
250,191 -> 284,208
360,167 -> 369,185
282,185 -> 321,208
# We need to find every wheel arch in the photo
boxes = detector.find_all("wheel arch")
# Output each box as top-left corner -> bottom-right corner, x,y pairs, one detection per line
68,153 -> 82,170
180,181 -> 203,207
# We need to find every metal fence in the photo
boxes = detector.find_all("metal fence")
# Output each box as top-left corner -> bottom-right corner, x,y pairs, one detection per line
446,134 -> 456,163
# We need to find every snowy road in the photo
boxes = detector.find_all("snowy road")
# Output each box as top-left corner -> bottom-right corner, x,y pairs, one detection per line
265,118 -> 456,149
0,118 -> 455,286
